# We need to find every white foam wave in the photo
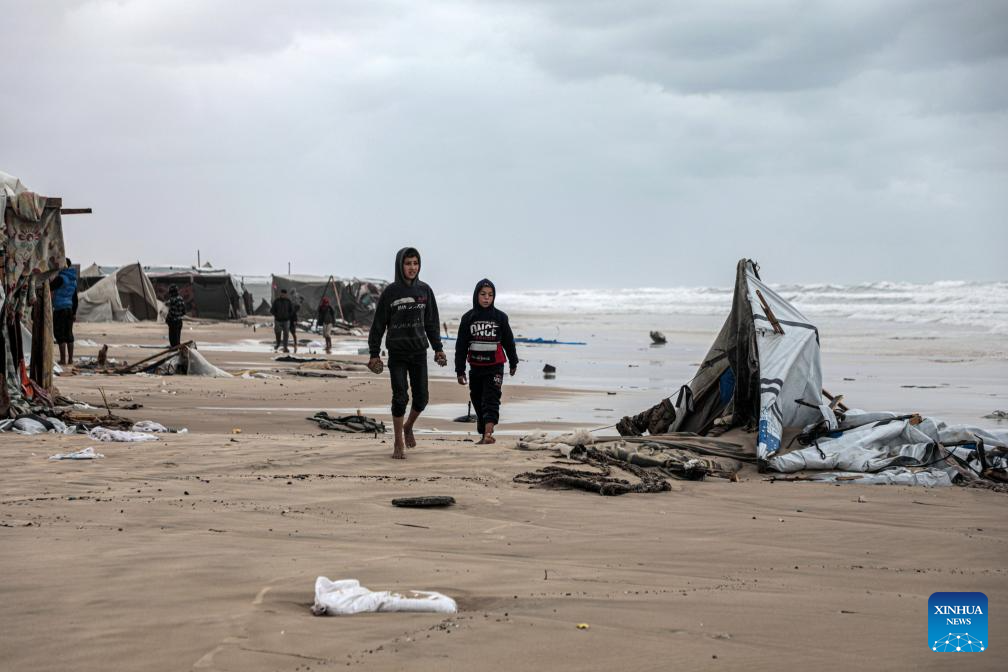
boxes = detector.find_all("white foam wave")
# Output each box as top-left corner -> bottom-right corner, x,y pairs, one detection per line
439,281 -> 1008,332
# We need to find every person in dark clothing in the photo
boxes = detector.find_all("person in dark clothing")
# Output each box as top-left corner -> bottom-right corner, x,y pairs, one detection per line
317,296 -> 337,354
50,257 -> 78,365
270,289 -> 294,352
455,279 -> 518,444
367,247 -> 447,459
165,285 -> 186,347
289,294 -> 302,354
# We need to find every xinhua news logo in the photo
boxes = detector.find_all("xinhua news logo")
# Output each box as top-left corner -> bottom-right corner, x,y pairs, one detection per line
929,592 -> 988,652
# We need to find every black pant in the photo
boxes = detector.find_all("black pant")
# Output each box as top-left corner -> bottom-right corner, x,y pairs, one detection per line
168,321 -> 182,347
389,351 -> 429,417
53,309 -> 75,344
469,365 -> 503,435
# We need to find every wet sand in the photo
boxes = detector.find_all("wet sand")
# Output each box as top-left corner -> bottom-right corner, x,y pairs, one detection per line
1,321 -> 1005,671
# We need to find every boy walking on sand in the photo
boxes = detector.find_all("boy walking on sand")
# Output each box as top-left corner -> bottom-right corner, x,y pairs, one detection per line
367,247 -> 447,459
455,279 -> 518,444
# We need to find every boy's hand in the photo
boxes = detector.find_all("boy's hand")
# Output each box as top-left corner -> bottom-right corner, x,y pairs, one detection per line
457,374 -> 467,385
367,357 -> 384,374
434,351 -> 447,367
509,366 -> 517,376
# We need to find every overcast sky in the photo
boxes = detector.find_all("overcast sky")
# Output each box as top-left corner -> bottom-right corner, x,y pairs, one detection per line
3,0 -> 1005,290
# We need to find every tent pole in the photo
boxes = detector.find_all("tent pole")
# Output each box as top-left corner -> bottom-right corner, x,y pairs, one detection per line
137,261 -> 155,320
328,275 -> 346,322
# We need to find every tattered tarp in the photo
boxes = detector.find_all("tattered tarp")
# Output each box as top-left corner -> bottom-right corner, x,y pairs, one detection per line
765,410 -> 1008,486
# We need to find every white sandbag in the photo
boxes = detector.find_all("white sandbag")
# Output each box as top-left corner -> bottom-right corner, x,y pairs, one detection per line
49,447 -> 104,460
88,427 -> 159,443
311,577 -> 457,616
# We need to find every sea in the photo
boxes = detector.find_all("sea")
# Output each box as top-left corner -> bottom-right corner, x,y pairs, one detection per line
424,281 -> 1008,428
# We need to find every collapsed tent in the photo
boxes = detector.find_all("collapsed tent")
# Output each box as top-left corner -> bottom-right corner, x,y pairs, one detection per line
616,259 -> 1008,487
148,267 -> 247,320
76,262 -> 161,322
271,274 -> 387,327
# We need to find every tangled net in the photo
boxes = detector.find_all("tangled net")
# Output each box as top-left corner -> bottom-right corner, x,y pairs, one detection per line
514,446 -> 673,496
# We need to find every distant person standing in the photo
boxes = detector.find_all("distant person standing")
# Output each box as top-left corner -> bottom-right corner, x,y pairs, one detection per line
289,294 -> 302,354
367,247 -> 448,459
317,297 -> 337,354
50,258 -> 78,365
165,284 -> 186,347
270,288 -> 294,352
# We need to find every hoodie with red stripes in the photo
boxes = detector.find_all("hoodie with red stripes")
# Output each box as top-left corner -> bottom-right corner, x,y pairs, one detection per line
454,279 -> 518,375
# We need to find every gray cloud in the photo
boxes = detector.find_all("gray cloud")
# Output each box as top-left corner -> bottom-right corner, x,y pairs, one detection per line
1,0 -> 1005,290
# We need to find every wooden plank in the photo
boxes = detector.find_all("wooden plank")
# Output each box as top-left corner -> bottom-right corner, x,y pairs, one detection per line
60,208 -> 92,215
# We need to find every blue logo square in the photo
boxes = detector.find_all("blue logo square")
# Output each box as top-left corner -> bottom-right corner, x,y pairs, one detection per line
929,592 -> 988,652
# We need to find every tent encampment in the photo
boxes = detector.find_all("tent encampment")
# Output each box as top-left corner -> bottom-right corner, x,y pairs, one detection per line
77,263 -> 161,322
271,274 -> 386,326
147,267 -> 247,320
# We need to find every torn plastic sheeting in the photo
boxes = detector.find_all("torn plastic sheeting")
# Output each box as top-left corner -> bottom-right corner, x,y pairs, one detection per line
130,420 -> 188,434
311,577 -> 457,616
2,416 -> 75,435
88,427 -> 159,443
49,447 -> 104,460
771,467 -> 955,487
131,420 -> 169,433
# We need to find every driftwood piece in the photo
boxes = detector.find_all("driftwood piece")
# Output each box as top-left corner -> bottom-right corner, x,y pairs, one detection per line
116,341 -> 195,374
391,496 -> 455,508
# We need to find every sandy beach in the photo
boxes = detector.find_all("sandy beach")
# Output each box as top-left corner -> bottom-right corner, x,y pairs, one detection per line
2,319 -> 1006,671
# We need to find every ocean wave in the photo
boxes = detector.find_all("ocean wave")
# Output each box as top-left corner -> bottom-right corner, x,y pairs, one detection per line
438,281 -> 1008,332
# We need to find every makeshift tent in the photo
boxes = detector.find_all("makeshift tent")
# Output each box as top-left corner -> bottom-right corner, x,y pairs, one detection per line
271,274 -> 387,326
147,267 -> 246,320
77,262 -> 106,291
616,258 -> 1008,487
1,170 -> 70,416
253,298 -> 272,316
619,259 -> 826,453
77,263 -> 161,322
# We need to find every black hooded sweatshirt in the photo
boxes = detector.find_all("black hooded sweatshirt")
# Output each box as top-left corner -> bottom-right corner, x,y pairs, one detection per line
368,247 -> 443,357
454,279 -> 519,375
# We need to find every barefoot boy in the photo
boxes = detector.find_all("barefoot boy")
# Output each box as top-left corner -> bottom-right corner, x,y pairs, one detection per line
455,279 -> 518,444
368,247 -> 447,458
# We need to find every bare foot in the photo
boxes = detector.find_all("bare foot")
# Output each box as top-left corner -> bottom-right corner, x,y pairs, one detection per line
392,443 -> 406,459
482,435 -> 496,444
404,426 -> 417,448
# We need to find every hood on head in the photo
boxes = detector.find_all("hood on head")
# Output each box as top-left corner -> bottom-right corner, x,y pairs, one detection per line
395,247 -> 421,285
472,278 -> 496,309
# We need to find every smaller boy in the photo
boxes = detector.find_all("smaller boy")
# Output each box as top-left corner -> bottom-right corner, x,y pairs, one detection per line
455,279 -> 518,444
